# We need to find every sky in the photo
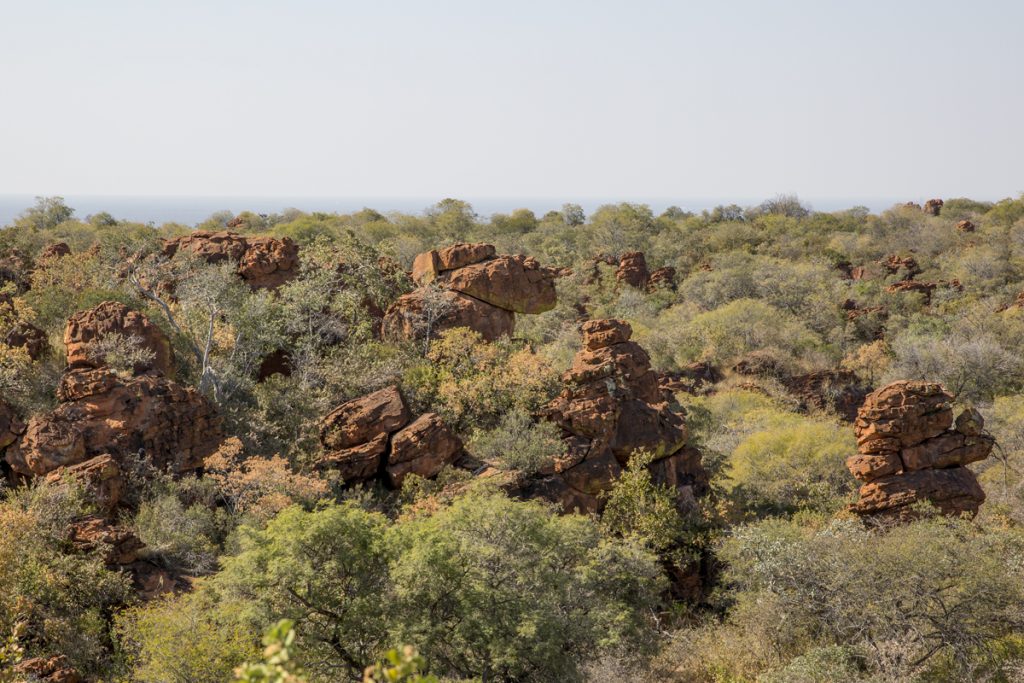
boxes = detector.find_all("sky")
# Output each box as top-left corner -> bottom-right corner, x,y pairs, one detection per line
1,0 -> 1022,204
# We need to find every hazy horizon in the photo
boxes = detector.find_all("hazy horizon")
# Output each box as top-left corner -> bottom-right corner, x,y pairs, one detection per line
0,192 -> 996,227
3,1 -> 1022,201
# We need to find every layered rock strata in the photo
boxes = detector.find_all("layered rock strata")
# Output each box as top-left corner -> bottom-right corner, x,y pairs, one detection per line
846,381 -> 993,518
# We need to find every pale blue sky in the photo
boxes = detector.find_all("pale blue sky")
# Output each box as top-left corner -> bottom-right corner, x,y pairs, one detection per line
1,1 -> 1021,203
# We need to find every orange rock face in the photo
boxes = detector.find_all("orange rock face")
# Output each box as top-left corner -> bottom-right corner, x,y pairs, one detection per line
5,368 -> 222,478
388,243 -> 553,343
534,319 -> 707,513
444,254 -> 558,314
44,454 -> 123,515
923,198 -> 944,216
162,230 -> 299,289
386,412 -> 463,487
957,219 -> 976,232
615,251 -> 650,289
316,386 -> 462,486
13,655 -> 81,683
846,380 -> 994,519
64,301 -> 174,376
382,288 -> 516,343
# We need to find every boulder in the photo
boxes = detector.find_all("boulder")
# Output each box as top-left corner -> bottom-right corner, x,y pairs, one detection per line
956,219 -> 976,232
64,301 -> 173,376
68,515 -> 145,565
923,198 -> 944,216
40,242 -> 71,260
412,243 -> 496,285
534,319 -> 705,512
386,412 -> 463,487
781,369 -> 870,422
879,254 -> 921,279
4,319 -> 49,360
846,380 -> 994,519
5,369 -> 222,477
44,454 -> 123,515
649,266 -> 677,290
237,235 -> 300,289
0,398 -> 24,450
382,288 -> 515,343
13,656 -> 81,683
315,432 -> 389,482
443,254 -> 558,314
162,230 -> 299,289
615,251 -> 650,289
319,385 -> 410,451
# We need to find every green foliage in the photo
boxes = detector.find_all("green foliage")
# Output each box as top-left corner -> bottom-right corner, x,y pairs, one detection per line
468,407 -> 565,473
234,620 -> 305,683
116,592 -> 257,683
600,449 -> 683,555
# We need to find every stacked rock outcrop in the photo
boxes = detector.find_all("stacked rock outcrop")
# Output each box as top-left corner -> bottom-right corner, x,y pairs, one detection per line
3,305 -> 221,484
588,251 -> 676,291
923,198 -> 944,216
957,219 -> 976,233
384,243 -> 557,342
162,230 -> 300,289
316,385 -> 463,487
846,381 -> 993,519
0,293 -> 49,360
528,319 -> 708,513
64,301 -> 174,376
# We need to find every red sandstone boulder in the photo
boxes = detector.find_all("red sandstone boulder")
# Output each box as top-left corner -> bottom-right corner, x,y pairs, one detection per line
855,381 -> 953,452
44,454 -> 123,515
923,198 -> 944,216
957,219 -> 976,232
64,301 -> 173,376
40,242 -> 71,260
316,432 -> 390,482
386,412 -> 463,487
846,380 -> 994,519
5,369 -> 222,477
879,254 -> 921,279
238,235 -> 300,289
0,398 -> 24,450
4,319 -> 49,360
382,288 -> 515,342
535,319 -> 703,512
13,655 -> 81,683
412,243 -> 496,285
615,251 -> 650,289
162,230 -> 299,289
851,468 -> 984,517
443,254 -> 558,314
320,385 -> 410,451
648,266 -> 677,290
68,515 -> 145,565
782,370 -> 870,422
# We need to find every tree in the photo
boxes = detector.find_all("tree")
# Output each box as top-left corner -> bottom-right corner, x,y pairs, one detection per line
16,196 -> 74,230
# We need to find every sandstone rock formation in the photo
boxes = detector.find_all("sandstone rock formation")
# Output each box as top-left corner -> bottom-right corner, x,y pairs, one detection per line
64,301 -> 173,376
886,279 -> 961,304
649,265 -> 677,290
846,381 -> 994,519
5,368 -> 222,478
923,198 -> 944,216
44,454 -> 123,515
957,219 -> 976,232
532,319 -> 708,513
879,254 -> 921,279
386,243 -> 556,342
162,230 -> 299,289
13,655 -> 81,683
659,361 -> 721,397
782,369 -> 870,422
316,385 -> 463,486
0,398 -> 24,450
0,293 -> 49,360
40,242 -> 71,260
616,251 -> 650,289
